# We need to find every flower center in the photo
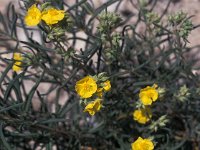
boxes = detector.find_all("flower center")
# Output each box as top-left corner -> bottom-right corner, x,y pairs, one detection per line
83,84 -> 92,91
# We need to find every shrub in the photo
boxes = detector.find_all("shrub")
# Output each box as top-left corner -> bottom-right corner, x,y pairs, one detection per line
0,0 -> 199,149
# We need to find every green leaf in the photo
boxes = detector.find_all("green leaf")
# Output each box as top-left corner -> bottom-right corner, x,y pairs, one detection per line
12,72 -> 23,102
58,100 -> 78,117
46,141 -> 52,150
0,102 -> 24,113
67,0 -> 87,11
0,62 -> 13,86
88,121 -> 105,133
0,123 -> 12,150
20,41 -> 55,52
24,71 -> 44,112
4,71 -> 25,101
37,118 -> 68,124
82,2 -> 94,15
87,0 -> 120,26
0,12 -> 9,34
7,3 -> 18,38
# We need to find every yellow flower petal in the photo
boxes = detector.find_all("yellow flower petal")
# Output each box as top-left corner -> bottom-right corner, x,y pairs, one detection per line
41,8 -> 65,25
131,137 -> 154,150
103,80 -> 111,91
96,88 -> 103,98
84,99 -> 102,115
12,53 -> 23,72
133,108 -> 152,124
75,76 -> 97,98
24,4 -> 41,26
140,95 -> 153,105
139,85 -> 159,106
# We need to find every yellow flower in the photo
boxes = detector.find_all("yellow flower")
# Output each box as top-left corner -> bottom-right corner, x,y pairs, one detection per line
131,137 -> 154,150
139,84 -> 158,106
103,80 -> 111,91
24,4 -> 42,26
133,108 -> 152,124
96,88 -> 103,98
12,53 -> 23,72
84,99 -> 102,115
75,76 -> 97,98
41,8 -> 65,25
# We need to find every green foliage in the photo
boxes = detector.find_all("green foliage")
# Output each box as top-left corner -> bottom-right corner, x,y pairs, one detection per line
0,0 -> 199,149
168,11 -> 193,40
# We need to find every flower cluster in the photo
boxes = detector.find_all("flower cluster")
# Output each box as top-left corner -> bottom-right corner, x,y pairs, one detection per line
133,107 -> 152,124
133,84 -> 158,124
131,84 -> 159,150
168,11 -> 193,39
25,4 -> 65,26
174,85 -> 190,102
75,73 -> 111,116
97,11 -> 122,63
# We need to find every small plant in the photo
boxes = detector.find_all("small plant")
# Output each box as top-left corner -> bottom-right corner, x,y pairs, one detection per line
0,0 -> 199,149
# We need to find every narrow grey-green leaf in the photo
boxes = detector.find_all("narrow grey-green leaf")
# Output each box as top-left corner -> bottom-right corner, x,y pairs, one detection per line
0,102 -> 24,113
0,123 -> 12,150
58,101 -> 78,117
0,62 -> 14,86
67,0 -> 87,11
4,71 -> 25,101
87,0 -> 120,26
24,71 -> 44,112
